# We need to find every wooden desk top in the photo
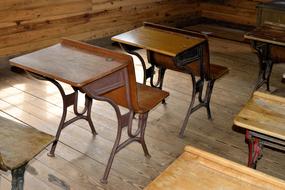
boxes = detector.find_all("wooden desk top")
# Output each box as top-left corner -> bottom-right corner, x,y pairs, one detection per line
10,39 -> 128,87
145,146 -> 285,190
234,91 -> 285,140
244,25 -> 285,46
112,26 -> 205,57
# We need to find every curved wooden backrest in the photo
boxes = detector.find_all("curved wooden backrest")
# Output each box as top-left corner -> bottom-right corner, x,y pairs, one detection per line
101,52 -> 141,112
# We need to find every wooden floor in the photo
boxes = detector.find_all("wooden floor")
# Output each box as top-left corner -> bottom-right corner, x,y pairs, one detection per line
0,37 -> 284,189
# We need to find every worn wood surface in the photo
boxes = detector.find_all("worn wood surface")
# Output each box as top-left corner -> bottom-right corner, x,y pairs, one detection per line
144,145 -> 285,190
10,39 -> 129,87
234,91 -> 285,140
0,116 -> 54,171
0,37 -> 284,189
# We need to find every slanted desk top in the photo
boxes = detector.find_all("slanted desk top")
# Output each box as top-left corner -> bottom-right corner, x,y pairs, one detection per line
244,25 -> 285,46
112,26 -> 205,57
10,39 -> 128,87
234,91 -> 285,141
144,146 -> 285,190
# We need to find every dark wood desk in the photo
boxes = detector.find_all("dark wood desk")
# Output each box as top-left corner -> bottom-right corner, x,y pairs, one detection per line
9,39 -> 132,183
112,22 -> 228,137
234,91 -> 285,169
245,25 -> 285,91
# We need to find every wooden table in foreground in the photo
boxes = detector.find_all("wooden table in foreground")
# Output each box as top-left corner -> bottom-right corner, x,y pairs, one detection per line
144,146 -> 285,190
112,22 -> 228,137
9,39 -> 132,183
244,25 -> 285,91
234,91 -> 285,168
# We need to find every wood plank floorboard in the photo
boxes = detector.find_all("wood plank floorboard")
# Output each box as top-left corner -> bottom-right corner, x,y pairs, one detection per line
0,37 -> 284,189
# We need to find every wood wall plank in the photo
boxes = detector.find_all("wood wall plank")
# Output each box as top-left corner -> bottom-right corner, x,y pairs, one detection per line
0,0 -> 199,56
200,0 -> 272,26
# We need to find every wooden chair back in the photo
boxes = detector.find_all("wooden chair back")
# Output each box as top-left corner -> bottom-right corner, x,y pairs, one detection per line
99,51 -> 141,112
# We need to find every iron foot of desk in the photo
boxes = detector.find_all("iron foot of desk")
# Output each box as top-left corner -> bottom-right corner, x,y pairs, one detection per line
11,164 -> 27,190
46,80 -> 96,157
179,79 -> 215,137
101,108 -> 151,183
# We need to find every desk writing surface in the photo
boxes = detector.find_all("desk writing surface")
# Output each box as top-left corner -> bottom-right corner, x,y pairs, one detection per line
144,146 -> 285,190
244,25 -> 285,46
234,91 -> 285,140
10,39 -> 128,87
112,26 -> 205,57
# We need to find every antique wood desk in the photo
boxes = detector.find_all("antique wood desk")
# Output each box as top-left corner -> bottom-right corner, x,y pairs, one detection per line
234,91 -> 285,169
112,22 -> 228,137
10,39 -> 129,183
0,115 -> 54,190
144,145 -> 285,190
245,26 -> 285,91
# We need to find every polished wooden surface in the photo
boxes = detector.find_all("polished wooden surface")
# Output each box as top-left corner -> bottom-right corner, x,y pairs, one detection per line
112,26 -> 205,57
10,39 -> 128,87
0,116 -> 54,171
234,91 -> 285,140
145,146 -> 285,190
0,37 -> 284,189
244,26 -> 285,46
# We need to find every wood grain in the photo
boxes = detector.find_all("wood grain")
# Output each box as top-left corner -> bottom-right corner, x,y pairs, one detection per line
144,146 -> 285,190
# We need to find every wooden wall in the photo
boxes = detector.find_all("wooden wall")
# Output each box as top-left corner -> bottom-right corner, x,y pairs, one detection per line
200,0 -> 272,26
0,0 -> 199,56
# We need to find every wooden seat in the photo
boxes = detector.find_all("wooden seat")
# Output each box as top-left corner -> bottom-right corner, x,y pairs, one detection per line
83,47 -> 169,183
0,115 -> 54,190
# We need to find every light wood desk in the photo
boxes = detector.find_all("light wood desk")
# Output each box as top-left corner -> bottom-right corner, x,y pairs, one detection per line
145,146 -> 285,190
234,91 -> 285,168
112,22 -> 228,137
245,25 -> 285,91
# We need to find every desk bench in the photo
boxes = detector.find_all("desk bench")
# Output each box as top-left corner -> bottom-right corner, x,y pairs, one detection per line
0,115 -> 54,190
144,146 -> 285,190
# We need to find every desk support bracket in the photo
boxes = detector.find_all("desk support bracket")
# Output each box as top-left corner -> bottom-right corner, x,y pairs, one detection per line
252,41 -> 273,91
27,72 -> 97,157
246,130 -> 285,169
87,96 -> 150,184
119,43 -> 164,87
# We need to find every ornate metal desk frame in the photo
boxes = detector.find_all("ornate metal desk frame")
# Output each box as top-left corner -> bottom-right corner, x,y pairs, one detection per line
246,129 -> 285,169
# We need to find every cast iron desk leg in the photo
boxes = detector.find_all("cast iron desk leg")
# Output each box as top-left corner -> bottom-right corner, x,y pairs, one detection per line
252,41 -> 273,92
11,163 -> 27,190
47,79 -> 97,156
245,130 -> 285,169
27,73 -> 96,157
